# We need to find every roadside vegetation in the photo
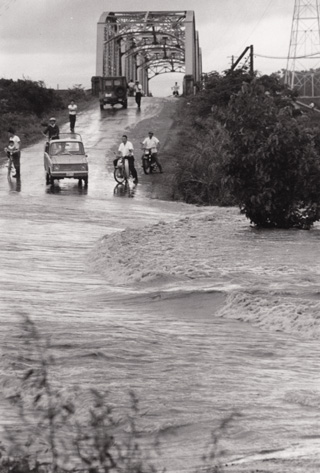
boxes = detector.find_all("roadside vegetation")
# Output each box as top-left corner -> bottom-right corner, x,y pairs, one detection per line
0,78 -> 93,161
1,317 -> 236,473
171,69 -> 320,229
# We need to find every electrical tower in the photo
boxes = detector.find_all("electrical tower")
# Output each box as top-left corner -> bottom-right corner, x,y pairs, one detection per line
285,0 -> 320,97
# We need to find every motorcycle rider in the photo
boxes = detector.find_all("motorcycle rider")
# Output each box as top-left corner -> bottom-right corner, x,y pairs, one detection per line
172,82 -> 180,96
141,131 -> 163,173
113,134 -> 138,183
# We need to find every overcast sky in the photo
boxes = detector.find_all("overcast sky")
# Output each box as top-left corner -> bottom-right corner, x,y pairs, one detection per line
0,0 -> 297,96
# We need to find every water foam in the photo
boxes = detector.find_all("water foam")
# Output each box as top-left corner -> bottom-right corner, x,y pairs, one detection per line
217,291 -> 320,339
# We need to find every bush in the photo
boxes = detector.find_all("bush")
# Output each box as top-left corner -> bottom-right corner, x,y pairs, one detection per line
173,115 -> 235,205
224,81 -> 320,228
196,68 -> 254,117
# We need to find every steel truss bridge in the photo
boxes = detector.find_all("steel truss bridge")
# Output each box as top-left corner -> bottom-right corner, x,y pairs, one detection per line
95,11 -> 202,95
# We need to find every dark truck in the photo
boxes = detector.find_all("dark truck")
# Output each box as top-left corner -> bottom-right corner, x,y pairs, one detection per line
91,76 -> 128,110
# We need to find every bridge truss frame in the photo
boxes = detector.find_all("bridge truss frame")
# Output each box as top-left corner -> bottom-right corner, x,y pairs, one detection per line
95,10 -> 202,95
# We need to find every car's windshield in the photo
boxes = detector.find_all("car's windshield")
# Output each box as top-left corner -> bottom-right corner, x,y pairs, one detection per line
50,141 -> 84,155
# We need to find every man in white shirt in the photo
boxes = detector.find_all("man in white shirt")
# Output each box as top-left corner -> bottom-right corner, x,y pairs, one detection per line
7,127 -> 21,178
68,100 -> 77,132
172,82 -> 180,96
113,135 -> 138,182
128,79 -> 135,97
141,131 -> 163,173
134,81 -> 143,109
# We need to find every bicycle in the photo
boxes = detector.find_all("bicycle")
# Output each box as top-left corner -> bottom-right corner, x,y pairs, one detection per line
7,152 -> 14,179
114,156 -> 131,184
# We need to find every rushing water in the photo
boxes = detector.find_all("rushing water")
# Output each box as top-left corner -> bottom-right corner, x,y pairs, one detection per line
1,98 -> 320,472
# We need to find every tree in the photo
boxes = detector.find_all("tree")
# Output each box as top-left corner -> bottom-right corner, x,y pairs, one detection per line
194,68 -> 254,117
224,80 -> 320,229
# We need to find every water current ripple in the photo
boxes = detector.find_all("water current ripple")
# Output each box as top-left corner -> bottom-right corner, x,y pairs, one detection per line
1,99 -> 320,472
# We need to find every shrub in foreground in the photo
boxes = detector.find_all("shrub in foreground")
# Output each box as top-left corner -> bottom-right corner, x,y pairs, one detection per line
1,317 -> 236,473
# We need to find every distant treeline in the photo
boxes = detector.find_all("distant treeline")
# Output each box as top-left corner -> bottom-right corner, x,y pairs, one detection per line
0,78 -> 89,157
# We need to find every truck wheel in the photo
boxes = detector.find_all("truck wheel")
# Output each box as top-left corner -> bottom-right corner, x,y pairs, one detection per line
116,86 -> 126,98
100,103 -> 104,111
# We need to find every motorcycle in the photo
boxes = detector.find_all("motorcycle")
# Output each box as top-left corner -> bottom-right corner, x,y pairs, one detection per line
142,149 -> 159,174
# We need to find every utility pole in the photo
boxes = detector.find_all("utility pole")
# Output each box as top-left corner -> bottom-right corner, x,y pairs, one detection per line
230,45 -> 254,75
285,0 -> 320,97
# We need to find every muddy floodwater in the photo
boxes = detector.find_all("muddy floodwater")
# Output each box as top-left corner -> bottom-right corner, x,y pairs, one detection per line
1,97 -> 320,472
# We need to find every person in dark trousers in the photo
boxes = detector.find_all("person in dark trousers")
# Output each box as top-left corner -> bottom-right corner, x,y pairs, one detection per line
43,117 -> 60,140
6,127 -> 21,178
128,79 -> 135,97
113,134 -> 138,183
68,100 -> 77,132
134,80 -> 143,109
43,118 -> 60,152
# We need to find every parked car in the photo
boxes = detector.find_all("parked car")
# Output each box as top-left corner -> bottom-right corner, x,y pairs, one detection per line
91,76 -> 128,110
44,133 -> 89,186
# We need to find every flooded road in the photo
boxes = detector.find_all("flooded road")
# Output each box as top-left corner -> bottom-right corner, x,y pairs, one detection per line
1,97 -> 320,472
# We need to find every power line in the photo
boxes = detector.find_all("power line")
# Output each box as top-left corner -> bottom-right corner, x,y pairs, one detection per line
255,51 -> 320,59
236,0 -> 275,55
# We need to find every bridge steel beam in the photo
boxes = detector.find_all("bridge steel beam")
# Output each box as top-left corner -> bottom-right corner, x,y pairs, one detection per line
95,11 -> 202,95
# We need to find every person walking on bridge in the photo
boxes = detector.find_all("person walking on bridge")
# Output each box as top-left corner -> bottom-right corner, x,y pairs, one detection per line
134,80 -> 143,109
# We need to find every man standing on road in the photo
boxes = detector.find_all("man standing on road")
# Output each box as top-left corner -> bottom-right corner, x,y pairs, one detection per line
134,80 -> 143,109
141,131 -> 163,173
172,82 -> 180,96
113,135 -> 138,183
7,127 -> 21,179
68,99 -> 77,132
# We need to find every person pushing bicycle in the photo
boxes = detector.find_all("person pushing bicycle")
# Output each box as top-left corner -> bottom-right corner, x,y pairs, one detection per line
4,138 -> 16,175
113,134 -> 138,183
